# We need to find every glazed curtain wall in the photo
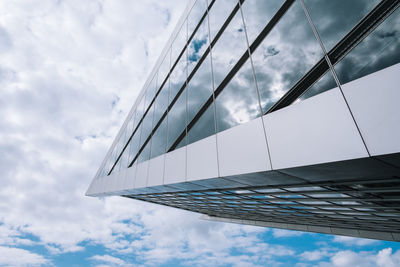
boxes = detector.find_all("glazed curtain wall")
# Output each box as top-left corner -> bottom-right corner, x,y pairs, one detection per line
98,0 -> 400,178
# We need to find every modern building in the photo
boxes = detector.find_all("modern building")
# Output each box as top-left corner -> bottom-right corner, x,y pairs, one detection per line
86,0 -> 400,241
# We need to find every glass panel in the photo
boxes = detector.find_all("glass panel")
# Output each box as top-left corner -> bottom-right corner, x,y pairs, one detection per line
169,48 -> 187,103
299,67 -> 337,100
150,119 -> 167,159
171,22 -> 187,68
215,58 -> 260,132
303,0 -> 380,51
208,0 -> 239,41
211,8 -> 248,89
240,0 -> 283,45
144,73 -> 158,111
153,85 -> 169,128
334,7 -> 400,85
188,11 -> 210,75
138,139 -> 151,163
134,96 -> 145,129
167,88 -> 187,150
139,103 -> 154,149
188,0 -> 208,37
188,104 -> 215,144
251,0 -> 324,113
128,123 -> 142,164
158,49 -> 171,92
187,53 -> 213,123
119,146 -> 130,170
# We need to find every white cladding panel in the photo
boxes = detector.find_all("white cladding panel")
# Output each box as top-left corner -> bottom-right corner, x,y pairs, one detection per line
187,135 -> 219,181
342,63 -> 400,156
264,87 -> 369,170
124,165 -> 137,191
147,154 -> 165,187
217,117 -> 271,176
164,146 -> 186,184
135,161 -> 149,188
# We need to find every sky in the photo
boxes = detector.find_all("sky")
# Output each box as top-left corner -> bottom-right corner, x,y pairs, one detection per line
1,0 -> 400,266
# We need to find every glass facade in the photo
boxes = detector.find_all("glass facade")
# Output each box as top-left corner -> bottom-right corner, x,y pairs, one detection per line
99,0 -> 400,178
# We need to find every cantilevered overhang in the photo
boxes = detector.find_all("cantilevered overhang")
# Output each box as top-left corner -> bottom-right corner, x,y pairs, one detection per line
87,63 -> 400,241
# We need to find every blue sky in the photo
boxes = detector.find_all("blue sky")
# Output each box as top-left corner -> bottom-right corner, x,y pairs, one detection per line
1,0 -> 400,266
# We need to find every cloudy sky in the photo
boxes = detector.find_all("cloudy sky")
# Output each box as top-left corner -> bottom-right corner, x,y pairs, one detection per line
1,0 -> 400,266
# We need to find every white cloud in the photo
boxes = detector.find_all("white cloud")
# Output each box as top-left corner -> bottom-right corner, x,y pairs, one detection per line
315,248 -> 400,267
0,246 -> 49,267
273,229 -> 304,238
90,254 -> 127,266
300,249 -> 333,261
333,236 -> 379,246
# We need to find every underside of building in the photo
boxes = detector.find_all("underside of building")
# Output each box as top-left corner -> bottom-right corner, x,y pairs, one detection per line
87,0 -> 400,241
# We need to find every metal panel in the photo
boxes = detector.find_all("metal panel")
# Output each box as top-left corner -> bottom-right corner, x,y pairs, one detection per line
264,87 -> 369,170
187,135 -> 219,181
135,161 -> 149,188
341,63 -> 400,156
217,117 -> 271,177
164,146 -> 186,184
124,165 -> 137,191
147,154 -> 165,187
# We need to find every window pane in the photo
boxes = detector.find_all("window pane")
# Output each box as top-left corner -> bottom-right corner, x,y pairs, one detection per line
240,0 -> 283,45
134,96 -> 145,129
334,7 -> 400,85
188,0 -> 208,37
188,11 -> 210,75
150,119 -> 167,159
299,66 -> 337,100
167,88 -> 187,150
208,0 -> 239,41
128,123 -> 142,164
171,23 -> 187,68
188,104 -> 215,144
251,0 -> 324,113
170,48 -> 187,103
153,85 -> 169,128
139,104 -> 154,149
187,53 -> 213,123
211,8 -> 248,89
144,73 -> 158,111
215,58 -> 260,132
138,139 -> 151,163
158,49 -> 171,92
303,0 -> 379,51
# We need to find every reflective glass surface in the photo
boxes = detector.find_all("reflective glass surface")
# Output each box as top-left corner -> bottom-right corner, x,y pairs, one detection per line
299,67 -> 337,100
251,0 -> 324,113
153,83 -> 169,127
211,8 -> 248,88
334,7 -> 400,85
158,50 -> 171,91
167,88 -> 187,150
240,0 -> 283,45
119,145 -> 130,170
139,102 -> 154,149
128,123 -> 142,164
138,138 -> 151,163
215,58 -> 260,132
188,0 -> 208,37
208,0 -> 239,41
169,48 -> 187,103
188,10 -> 210,75
171,23 -> 187,67
303,0 -> 379,51
150,118 -> 167,159
187,53 -> 213,123
144,73 -> 158,111
188,104 -> 215,144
